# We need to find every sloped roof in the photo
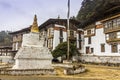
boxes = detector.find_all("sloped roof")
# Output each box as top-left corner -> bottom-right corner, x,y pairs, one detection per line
9,19 -> 81,35
9,26 -> 31,35
39,18 -> 80,29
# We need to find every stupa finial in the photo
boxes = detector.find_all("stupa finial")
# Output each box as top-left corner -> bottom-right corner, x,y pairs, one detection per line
31,14 -> 39,33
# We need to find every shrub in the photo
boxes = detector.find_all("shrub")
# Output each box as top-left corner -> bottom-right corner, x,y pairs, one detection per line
51,42 -> 79,59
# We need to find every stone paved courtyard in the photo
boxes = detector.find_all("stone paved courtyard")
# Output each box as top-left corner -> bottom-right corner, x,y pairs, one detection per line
0,64 -> 120,80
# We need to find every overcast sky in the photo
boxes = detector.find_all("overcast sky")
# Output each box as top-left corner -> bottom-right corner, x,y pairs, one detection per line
0,0 -> 83,32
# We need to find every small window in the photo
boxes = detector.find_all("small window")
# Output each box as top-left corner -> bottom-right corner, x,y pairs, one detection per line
117,18 -> 120,27
101,44 -> 105,52
111,44 -> 118,53
91,48 -> 94,53
86,47 -> 90,54
88,37 -> 91,44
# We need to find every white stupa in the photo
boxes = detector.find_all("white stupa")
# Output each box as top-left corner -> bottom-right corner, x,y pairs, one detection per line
12,15 -> 53,69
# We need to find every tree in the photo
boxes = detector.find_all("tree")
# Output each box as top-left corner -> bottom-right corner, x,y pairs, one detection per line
0,31 -> 12,46
51,42 -> 79,59
76,0 -> 120,27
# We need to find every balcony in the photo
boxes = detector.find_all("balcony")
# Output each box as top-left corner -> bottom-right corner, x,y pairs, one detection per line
104,26 -> 120,33
106,38 -> 120,43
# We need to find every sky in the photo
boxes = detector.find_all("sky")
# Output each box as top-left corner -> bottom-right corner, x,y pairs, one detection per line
0,0 -> 83,32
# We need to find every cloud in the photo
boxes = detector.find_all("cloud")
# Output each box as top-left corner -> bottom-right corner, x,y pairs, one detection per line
0,1 -> 12,9
0,0 -> 83,31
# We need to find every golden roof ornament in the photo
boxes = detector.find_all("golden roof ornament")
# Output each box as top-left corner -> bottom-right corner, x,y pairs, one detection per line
31,14 -> 39,33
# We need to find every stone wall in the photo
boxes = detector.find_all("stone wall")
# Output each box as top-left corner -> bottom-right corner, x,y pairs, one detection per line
0,69 -> 55,75
79,55 -> 120,64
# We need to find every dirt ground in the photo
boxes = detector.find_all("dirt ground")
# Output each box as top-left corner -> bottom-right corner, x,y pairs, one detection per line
75,64 -> 120,80
0,64 -> 120,80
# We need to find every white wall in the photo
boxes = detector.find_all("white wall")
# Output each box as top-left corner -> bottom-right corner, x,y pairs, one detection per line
53,30 -> 60,50
84,28 -> 120,56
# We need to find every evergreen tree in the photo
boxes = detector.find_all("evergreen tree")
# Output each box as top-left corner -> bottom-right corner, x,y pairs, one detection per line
76,0 -> 120,27
0,31 -> 12,46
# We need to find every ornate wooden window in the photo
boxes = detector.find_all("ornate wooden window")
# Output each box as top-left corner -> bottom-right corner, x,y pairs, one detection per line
113,19 -> 117,27
87,30 -> 91,35
104,17 -> 120,33
88,37 -> 91,44
101,44 -> 105,52
111,44 -> 118,53
109,32 -> 117,40
107,21 -> 113,28
117,18 -> 120,27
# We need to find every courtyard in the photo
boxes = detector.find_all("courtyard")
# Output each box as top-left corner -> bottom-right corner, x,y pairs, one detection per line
0,64 -> 120,80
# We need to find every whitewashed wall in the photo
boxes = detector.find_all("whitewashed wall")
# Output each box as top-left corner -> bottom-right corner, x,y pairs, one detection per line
84,27 -> 120,56
53,30 -> 60,50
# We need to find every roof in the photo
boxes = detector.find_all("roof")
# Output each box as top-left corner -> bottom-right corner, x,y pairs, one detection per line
0,46 -> 12,49
9,19 -> 80,35
101,13 -> 120,22
39,18 -> 80,29
9,26 -> 31,35
100,5 -> 120,22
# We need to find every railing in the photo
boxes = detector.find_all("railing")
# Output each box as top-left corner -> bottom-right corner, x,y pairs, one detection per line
106,38 -> 120,43
104,26 -> 120,33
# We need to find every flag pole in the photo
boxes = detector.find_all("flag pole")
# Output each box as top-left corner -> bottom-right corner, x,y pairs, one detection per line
67,0 -> 70,61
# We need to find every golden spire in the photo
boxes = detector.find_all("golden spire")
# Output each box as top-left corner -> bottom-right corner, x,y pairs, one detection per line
31,14 -> 39,33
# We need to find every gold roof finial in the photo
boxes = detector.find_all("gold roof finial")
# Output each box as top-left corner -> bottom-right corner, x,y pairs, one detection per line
31,14 -> 39,33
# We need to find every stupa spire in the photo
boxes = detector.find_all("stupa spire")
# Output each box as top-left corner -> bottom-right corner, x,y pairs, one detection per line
31,14 -> 39,33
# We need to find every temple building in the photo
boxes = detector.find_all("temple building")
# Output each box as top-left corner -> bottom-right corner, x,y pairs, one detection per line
0,46 -> 13,63
39,18 -> 83,51
10,18 -> 83,54
80,6 -> 120,64
9,5 -> 120,64
9,27 -> 30,52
